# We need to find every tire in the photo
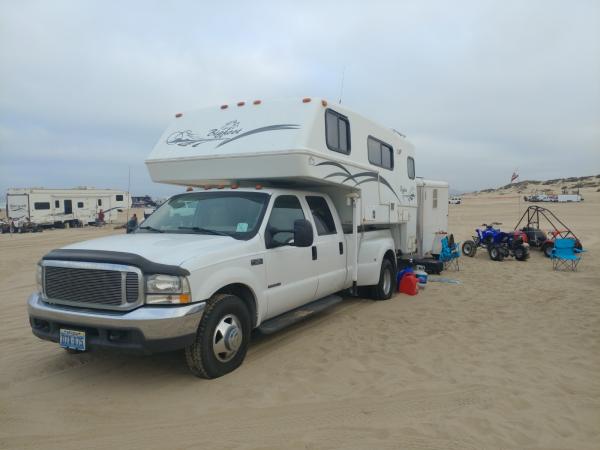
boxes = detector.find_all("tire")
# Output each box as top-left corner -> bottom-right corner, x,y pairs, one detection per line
514,246 -> 528,261
542,242 -> 553,258
185,294 -> 251,379
462,240 -> 477,257
488,245 -> 504,261
370,258 -> 395,300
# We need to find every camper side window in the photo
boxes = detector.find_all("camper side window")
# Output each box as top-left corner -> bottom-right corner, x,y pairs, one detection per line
325,109 -> 350,154
266,195 -> 305,248
433,189 -> 438,208
34,202 -> 50,210
116,195 -> 124,201
77,202 -> 84,208
306,196 -> 336,235
54,200 -> 59,208
98,199 -> 102,206
407,157 -> 415,179
367,136 -> 393,170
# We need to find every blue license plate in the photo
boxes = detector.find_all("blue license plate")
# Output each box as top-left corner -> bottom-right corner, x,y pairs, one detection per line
59,329 -> 86,351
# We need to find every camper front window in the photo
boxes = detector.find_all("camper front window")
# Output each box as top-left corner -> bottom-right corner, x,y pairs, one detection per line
407,157 -> 415,180
138,192 -> 269,240
325,109 -> 350,154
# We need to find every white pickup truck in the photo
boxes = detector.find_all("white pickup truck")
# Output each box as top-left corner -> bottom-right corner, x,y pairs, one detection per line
28,98 -> 448,378
29,188 -> 396,378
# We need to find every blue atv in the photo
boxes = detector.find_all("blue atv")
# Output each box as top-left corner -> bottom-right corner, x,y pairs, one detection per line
462,223 -> 529,261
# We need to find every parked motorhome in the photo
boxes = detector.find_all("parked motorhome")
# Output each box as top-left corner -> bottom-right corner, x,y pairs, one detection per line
28,98 -> 448,378
6,188 -> 130,227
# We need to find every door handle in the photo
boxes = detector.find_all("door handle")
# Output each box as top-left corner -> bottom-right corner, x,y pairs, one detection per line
312,246 -> 317,260
339,242 -> 344,255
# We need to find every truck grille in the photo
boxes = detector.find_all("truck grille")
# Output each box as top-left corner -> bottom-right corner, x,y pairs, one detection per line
44,264 -> 141,310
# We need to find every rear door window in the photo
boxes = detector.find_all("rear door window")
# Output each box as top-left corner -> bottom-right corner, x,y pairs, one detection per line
306,196 -> 336,235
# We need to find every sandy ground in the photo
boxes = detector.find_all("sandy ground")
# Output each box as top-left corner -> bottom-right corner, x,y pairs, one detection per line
0,193 -> 599,450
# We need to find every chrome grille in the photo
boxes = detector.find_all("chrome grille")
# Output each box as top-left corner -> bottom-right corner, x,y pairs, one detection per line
42,262 -> 142,310
125,272 -> 139,303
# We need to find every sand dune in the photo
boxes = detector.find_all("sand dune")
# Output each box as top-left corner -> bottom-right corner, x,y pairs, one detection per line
0,191 -> 598,450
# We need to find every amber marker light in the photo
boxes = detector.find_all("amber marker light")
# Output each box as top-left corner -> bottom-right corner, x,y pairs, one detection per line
253,100 -> 262,105
237,101 -> 245,107
255,184 -> 263,190
186,186 -> 193,192
175,112 -> 183,118
220,104 -> 228,109
321,100 -> 328,107
302,97 -> 311,103
179,294 -> 191,304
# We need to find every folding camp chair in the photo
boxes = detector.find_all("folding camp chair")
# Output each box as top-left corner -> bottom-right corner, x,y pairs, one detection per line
439,235 -> 460,271
551,238 -> 584,271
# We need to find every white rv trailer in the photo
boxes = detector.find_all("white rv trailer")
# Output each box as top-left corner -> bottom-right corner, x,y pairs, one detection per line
6,187 -> 131,227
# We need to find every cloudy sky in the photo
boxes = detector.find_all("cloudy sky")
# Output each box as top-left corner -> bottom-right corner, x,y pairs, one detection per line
1,0 -> 599,199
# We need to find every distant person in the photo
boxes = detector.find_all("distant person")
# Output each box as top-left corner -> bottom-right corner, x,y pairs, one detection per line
97,209 -> 105,226
126,214 -> 138,234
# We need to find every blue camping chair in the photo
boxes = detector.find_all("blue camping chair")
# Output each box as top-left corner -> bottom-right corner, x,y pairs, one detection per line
439,235 -> 460,271
551,238 -> 584,271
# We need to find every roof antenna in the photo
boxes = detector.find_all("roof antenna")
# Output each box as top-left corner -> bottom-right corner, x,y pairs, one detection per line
338,65 -> 346,104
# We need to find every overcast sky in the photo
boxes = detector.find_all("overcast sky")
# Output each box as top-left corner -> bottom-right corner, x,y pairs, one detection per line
1,0 -> 599,199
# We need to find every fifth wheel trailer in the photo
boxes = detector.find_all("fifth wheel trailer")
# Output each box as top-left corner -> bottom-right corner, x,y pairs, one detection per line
6,188 -> 131,227
28,98 -> 449,378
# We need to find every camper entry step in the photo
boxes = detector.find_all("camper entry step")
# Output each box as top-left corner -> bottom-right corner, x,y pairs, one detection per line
258,295 -> 343,335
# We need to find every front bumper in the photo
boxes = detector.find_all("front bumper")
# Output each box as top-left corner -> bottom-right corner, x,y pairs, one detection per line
28,293 -> 205,354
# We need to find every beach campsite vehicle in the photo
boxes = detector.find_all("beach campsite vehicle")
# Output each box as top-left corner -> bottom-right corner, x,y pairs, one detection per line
515,206 -> 583,257
6,187 -> 130,228
27,98 -> 448,378
462,223 -> 529,261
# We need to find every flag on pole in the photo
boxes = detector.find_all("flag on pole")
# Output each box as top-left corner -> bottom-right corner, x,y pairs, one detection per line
511,170 -> 519,183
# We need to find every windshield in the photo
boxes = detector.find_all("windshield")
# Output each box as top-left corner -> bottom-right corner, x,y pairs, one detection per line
137,191 -> 270,239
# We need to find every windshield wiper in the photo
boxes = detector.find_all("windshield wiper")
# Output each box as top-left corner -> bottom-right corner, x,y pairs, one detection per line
138,225 -> 164,233
177,226 -> 232,237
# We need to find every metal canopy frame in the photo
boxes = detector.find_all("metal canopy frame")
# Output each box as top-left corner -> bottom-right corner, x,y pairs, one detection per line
514,206 -> 580,241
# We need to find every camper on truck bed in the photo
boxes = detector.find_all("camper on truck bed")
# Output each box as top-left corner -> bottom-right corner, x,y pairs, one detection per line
28,98 -> 448,378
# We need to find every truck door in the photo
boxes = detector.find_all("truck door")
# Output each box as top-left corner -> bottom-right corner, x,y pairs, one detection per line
263,195 -> 319,319
305,195 -> 347,298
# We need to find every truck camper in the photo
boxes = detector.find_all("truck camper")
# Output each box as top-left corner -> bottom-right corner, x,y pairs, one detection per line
28,98 -> 448,378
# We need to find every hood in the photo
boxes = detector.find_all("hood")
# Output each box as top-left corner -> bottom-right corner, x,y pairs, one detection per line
62,233 -> 243,267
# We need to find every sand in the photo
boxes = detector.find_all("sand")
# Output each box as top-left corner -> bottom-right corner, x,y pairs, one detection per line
0,191 -> 599,450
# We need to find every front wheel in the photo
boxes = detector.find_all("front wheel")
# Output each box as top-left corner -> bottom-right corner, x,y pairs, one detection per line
542,242 -> 553,258
185,294 -> 251,379
371,258 -> 395,300
462,240 -> 477,257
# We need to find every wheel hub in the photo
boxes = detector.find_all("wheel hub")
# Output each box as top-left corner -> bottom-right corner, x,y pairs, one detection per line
213,314 -> 242,363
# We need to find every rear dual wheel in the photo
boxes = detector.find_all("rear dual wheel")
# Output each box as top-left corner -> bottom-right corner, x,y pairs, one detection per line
371,258 -> 395,300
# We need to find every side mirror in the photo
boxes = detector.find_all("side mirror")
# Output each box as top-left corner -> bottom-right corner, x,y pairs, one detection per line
293,219 -> 313,247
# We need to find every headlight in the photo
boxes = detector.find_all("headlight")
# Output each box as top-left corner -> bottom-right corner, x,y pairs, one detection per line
145,275 -> 191,305
36,264 -> 43,293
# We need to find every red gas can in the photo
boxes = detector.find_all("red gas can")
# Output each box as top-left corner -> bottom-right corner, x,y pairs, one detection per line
399,273 -> 419,295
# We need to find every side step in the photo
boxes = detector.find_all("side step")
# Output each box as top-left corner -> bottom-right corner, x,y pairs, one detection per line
258,295 -> 343,335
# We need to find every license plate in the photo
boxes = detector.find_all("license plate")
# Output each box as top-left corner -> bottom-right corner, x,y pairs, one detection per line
59,329 -> 86,351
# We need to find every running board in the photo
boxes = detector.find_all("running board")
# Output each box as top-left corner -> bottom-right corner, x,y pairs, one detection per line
258,295 -> 343,335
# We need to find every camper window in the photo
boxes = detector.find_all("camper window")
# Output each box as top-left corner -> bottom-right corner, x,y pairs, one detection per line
433,189 -> 438,208
34,202 -> 50,210
54,200 -> 59,208
98,199 -> 102,206
116,195 -> 124,201
407,157 -> 415,179
325,109 -> 350,154
367,136 -> 393,170
306,196 -> 336,235
77,202 -> 84,208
